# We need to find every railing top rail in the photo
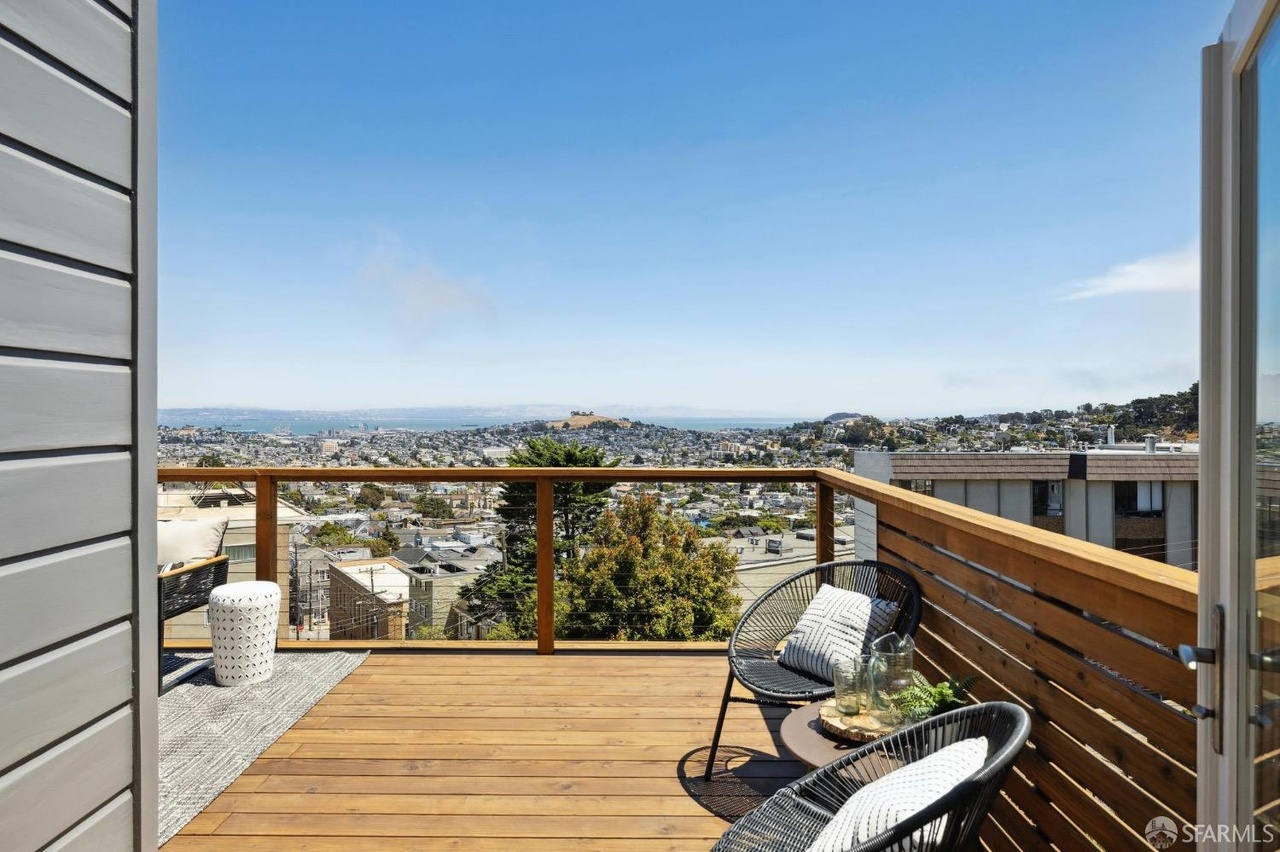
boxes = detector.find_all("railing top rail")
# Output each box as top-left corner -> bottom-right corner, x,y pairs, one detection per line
815,467 -> 1198,614
155,464 -> 1196,612
156,466 -> 821,484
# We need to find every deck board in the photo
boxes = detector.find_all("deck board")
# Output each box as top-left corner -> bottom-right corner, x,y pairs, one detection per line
163,651 -> 799,849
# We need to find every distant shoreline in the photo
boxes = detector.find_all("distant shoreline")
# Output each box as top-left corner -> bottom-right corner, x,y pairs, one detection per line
157,415 -> 802,435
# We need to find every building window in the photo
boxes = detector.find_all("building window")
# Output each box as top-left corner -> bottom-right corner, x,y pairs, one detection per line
225,544 -> 256,562
1115,481 -> 1164,518
906,480 -> 933,496
1032,481 -> 1063,517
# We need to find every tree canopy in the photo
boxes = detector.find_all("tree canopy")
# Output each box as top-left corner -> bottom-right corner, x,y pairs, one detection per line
413,494 -> 454,519
558,494 -> 740,640
308,520 -> 393,558
354,483 -> 386,511
460,437 -> 618,638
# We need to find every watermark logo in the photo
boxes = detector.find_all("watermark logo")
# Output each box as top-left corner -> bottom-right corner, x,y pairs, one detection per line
1143,816 -> 1178,849
1143,815 -> 1278,846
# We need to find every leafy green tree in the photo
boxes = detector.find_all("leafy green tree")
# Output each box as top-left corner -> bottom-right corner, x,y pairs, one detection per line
484,621 -> 519,640
378,525 -> 401,554
354,483 -> 386,511
196,451 -> 225,467
278,486 -> 306,507
711,512 -> 787,535
558,494 -> 740,640
309,521 -> 391,558
413,494 -> 454,519
461,437 -> 617,638
310,521 -> 357,548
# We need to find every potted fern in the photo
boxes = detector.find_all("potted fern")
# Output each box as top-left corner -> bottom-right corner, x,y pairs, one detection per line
887,672 -> 977,723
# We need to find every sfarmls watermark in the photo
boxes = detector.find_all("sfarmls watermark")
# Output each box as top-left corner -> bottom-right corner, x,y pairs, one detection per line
1144,816 -> 1278,847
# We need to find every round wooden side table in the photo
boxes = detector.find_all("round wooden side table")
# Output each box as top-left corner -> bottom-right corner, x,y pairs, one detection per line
779,701 -> 865,769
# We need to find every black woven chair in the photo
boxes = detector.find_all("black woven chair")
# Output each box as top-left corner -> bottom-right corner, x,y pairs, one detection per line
158,554 -> 229,688
706,560 -> 922,781
712,702 -> 1031,851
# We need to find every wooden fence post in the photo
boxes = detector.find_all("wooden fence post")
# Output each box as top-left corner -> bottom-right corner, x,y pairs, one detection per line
536,477 -> 555,654
255,474 -> 277,584
817,481 -> 835,582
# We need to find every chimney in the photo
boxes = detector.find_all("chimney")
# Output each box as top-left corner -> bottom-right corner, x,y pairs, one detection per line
1107,425 -> 1116,445
1144,434 -> 1158,454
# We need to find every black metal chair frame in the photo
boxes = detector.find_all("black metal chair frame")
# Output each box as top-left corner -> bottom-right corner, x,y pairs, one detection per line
158,554 -> 229,688
705,559 -> 923,781
712,702 -> 1032,851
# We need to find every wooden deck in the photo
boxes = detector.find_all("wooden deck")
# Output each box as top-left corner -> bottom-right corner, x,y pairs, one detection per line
161,650 -> 804,850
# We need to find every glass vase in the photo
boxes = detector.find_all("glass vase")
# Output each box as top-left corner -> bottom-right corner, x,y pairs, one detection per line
870,632 -> 916,725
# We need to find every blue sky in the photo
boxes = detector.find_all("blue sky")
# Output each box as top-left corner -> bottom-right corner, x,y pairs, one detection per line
158,1 -> 1230,417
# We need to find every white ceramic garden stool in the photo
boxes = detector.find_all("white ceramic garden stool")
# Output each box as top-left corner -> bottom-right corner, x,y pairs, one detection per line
208,581 -> 281,686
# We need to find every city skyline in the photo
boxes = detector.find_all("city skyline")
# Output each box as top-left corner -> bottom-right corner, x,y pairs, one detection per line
159,2 -> 1229,416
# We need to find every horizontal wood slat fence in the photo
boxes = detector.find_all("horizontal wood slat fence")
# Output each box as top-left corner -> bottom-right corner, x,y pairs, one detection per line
159,465 -> 1200,848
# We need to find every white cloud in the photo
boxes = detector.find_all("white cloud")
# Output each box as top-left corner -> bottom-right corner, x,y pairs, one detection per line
359,234 -> 494,323
1059,243 -> 1198,300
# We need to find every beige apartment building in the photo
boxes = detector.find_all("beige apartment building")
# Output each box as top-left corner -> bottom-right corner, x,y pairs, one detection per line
854,448 -> 1199,568
157,489 -> 304,639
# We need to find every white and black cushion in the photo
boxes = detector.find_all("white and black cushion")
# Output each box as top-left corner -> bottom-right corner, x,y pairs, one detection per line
806,736 -> 989,852
776,584 -> 899,682
157,516 -> 228,565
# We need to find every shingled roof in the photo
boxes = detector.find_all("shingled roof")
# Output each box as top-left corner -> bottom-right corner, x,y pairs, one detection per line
888,452 -> 1072,481
886,451 -> 1200,482
1073,452 -> 1199,481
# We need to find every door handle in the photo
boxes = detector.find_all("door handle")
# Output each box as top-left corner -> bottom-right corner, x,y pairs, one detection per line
1250,649 -> 1280,673
1177,603 -> 1224,755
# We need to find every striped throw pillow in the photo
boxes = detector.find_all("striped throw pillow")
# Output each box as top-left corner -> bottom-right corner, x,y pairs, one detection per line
807,736 -> 988,852
776,584 -> 899,682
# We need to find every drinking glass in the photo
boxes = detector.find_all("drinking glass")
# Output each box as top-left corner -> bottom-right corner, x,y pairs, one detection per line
832,655 -> 872,715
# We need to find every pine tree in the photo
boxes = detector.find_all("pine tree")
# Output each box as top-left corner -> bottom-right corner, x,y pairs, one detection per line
461,437 -> 617,638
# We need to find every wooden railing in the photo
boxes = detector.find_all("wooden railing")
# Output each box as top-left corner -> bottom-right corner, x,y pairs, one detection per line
818,468 -> 1198,850
157,466 -> 820,654
159,464 -> 1199,848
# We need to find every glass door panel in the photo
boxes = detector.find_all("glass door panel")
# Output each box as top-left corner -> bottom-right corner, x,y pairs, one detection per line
1254,18 -> 1280,837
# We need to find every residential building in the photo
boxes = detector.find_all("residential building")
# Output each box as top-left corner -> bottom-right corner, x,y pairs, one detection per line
157,489 -> 306,639
328,557 -> 412,640
290,543 -> 333,629
855,448 -> 1199,568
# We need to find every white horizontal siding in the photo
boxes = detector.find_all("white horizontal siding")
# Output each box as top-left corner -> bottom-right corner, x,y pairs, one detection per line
0,623 -> 132,771
0,0 -> 131,101
0,453 -> 131,560
0,537 -> 132,666
0,708 -> 132,852
0,249 -> 130,358
0,144 -> 130,271
99,0 -> 132,20
44,792 -> 133,852
0,355 -> 131,452
0,38 -> 131,185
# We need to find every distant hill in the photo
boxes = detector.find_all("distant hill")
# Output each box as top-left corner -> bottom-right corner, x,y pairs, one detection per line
819,382 -> 1200,439
1064,383 -> 1199,441
545,413 -> 632,430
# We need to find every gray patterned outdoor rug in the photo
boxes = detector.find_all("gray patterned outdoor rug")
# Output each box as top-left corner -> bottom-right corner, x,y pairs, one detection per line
158,650 -> 367,843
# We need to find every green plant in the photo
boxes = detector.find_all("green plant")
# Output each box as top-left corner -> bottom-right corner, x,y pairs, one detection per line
888,672 -> 977,722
